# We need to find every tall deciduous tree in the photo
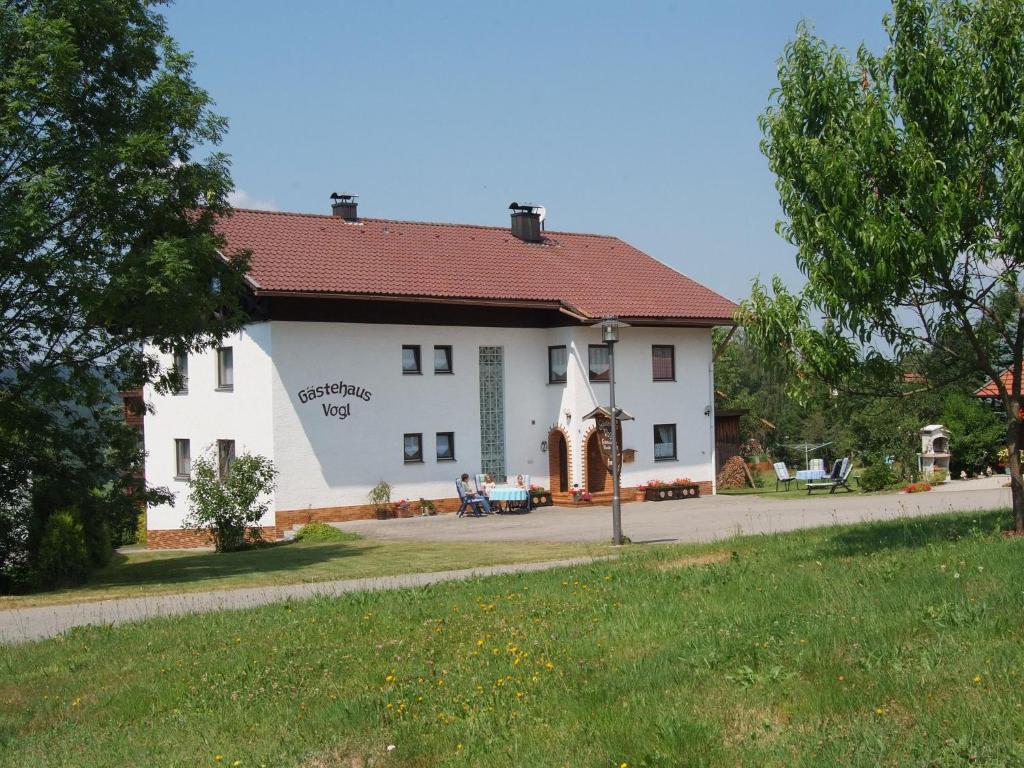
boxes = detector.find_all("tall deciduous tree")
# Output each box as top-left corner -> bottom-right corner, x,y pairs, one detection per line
0,0 -> 250,578
746,0 -> 1024,528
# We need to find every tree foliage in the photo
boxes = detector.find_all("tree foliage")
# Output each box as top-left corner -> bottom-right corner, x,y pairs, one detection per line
746,0 -> 1024,527
0,1 -> 251,585
184,452 -> 278,552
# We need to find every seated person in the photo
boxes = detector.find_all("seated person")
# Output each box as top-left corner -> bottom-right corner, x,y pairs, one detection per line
481,474 -> 496,497
514,474 -> 526,489
460,473 -> 492,513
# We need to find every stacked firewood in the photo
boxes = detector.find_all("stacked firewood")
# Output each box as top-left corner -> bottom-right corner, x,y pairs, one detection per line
716,455 -> 749,489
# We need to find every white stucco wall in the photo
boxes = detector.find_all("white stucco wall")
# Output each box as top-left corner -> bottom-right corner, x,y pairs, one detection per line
143,324 -> 275,530
143,319 -> 718,530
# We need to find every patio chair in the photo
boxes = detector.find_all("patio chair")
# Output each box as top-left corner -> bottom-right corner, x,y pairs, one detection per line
773,462 -> 795,491
836,458 -> 855,493
806,457 -> 850,495
455,480 -> 489,517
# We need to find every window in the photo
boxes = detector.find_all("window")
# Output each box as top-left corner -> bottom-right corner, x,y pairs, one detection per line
434,345 -> 453,374
403,433 -> 423,463
654,424 -> 677,461
217,347 -> 233,390
172,349 -> 189,394
174,439 -> 191,479
652,345 -> 675,381
402,345 -> 421,374
588,344 -> 610,382
217,439 -> 236,479
548,345 -> 568,384
436,432 -> 455,461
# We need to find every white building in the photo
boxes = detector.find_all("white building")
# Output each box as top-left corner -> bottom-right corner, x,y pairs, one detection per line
143,199 -> 737,547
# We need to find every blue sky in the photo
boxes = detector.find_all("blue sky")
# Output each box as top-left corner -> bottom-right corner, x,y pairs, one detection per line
163,1 -> 892,303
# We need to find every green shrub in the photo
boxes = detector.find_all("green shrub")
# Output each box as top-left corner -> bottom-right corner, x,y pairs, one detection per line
859,463 -> 895,492
184,451 -> 278,552
929,468 -> 948,484
82,514 -> 112,568
36,510 -> 90,587
293,521 -> 360,543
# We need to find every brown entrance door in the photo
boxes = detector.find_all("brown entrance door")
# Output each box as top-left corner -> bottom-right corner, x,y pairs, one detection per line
586,431 -> 610,492
548,429 -> 569,492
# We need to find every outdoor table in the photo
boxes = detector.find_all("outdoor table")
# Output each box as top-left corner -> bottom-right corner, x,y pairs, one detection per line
795,469 -> 827,482
488,486 -> 530,512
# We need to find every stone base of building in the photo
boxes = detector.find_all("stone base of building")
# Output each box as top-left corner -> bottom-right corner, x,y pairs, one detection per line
146,526 -> 278,550
273,497 -> 463,537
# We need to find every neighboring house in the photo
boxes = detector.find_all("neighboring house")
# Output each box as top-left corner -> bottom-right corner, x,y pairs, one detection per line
143,198 -> 737,548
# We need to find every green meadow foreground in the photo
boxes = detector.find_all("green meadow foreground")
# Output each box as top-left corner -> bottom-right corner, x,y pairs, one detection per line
3,512 -> 1024,767
0,538 -> 601,609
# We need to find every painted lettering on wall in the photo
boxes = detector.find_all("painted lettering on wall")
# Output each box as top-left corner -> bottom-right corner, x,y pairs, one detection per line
296,379 -> 373,420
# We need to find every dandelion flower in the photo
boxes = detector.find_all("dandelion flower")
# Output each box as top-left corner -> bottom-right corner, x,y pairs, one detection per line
974,675 -> 982,684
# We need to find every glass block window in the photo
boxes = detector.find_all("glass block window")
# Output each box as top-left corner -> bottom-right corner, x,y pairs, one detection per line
588,344 -> 610,381
479,346 -> 506,481
174,439 -> 191,479
652,345 -> 675,381
654,424 -> 677,461
172,350 -> 189,394
217,439 -> 235,479
404,433 -> 423,463
436,432 -> 455,461
402,345 -> 421,374
548,345 -> 568,384
434,345 -> 453,374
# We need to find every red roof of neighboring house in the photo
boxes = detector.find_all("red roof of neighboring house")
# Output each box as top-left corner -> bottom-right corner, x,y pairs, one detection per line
976,368 -> 1015,397
214,209 -> 738,324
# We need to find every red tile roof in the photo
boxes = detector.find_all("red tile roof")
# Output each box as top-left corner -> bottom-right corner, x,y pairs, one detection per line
215,209 -> 737,323
975,368 -> 1015,397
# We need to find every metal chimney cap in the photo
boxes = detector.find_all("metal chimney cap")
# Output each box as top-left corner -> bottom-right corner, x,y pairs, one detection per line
330,192 -> 358,202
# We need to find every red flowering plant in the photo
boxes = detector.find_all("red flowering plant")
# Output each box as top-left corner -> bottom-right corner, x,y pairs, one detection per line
902,482 -> 932,494
645,479 -> 670,488
673,477 -> 693,485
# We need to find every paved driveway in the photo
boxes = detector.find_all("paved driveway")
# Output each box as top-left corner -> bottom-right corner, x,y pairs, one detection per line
337,477 -> 1012,544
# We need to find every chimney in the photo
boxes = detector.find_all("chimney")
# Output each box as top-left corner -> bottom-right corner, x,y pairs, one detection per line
330,192 -> 358,221
508,202 -> 545,242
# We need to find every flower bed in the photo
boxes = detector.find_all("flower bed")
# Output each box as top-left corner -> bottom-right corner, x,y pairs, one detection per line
903,482 -> 933,494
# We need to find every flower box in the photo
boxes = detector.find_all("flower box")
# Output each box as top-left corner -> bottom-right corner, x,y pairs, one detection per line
530,492 -> 553,507
674,483 -> 701,499
644,486 -> 672,501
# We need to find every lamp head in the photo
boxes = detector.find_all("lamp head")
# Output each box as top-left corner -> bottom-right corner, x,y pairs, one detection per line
601,317 -> 619,343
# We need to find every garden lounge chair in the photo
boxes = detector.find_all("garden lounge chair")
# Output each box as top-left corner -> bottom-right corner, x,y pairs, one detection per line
773,462 -> 795,491
455,480 -> 489,517
806,457 -> 850,495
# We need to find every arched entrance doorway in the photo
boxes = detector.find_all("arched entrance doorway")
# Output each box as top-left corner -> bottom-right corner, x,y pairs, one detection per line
586,431 -> 610,492
548,428 -> 569,493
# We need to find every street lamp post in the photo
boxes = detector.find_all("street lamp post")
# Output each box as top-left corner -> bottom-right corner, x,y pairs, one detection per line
602,318 -> 623,545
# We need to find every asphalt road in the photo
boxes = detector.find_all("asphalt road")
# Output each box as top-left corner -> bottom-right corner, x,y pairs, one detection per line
336,476 -> 1012,544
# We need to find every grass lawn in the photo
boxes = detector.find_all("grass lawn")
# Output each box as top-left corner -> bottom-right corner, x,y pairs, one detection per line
3,510 -> 1024,766
0,538 -> 603,609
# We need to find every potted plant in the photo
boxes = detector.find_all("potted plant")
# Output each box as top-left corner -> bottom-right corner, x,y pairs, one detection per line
634,485 -> 647,502
418,497 -> 437,516
368,480 -> 392,519
394,498 -> 412,518
529,485 -> 553,507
